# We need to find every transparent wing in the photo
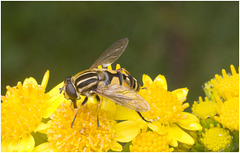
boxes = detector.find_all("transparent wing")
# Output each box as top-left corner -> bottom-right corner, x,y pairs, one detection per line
93,84 -> 150,112
89,38 -> 129,69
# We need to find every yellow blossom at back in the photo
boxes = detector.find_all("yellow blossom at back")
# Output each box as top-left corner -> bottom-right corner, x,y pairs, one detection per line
215,96 -> 239,131
211,65 -> 239,100
192,96 -> 217,119
200,124 -> 232,151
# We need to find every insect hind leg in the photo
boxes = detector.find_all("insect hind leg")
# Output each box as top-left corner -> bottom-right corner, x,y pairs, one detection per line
137,111 -> 152,123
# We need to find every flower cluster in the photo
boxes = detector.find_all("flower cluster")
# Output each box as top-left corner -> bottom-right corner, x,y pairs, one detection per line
1,64 -> 238,152
186,65 -> 239,152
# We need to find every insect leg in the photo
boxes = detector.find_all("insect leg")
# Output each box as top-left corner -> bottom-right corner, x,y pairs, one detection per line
81,96 -> 88,106
71,97 -> 88,128
71,99 -> 78,109
137,111 -> 152,123
96,95 -> 101,127
71,107 -> 79,128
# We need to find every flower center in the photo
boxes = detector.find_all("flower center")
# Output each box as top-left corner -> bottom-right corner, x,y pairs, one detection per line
130,131 -> 173,152
192,97 -> 217,119
200,124 -> 232,151
47,102 -> 118,152
214,74 -> 239,99
139,83 -> 184,124
1,82 -> 49,140
215,97 -> 239,131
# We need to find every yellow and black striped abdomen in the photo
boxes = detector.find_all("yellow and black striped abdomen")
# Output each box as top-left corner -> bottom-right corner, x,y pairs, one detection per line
99,69 -> 140,92
73,69 -> 140,97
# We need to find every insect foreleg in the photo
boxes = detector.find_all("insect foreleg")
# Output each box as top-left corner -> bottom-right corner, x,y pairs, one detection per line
71,97 -> 88,128
71,108 -> 79,128
71,99 -> 78,109
95,95 -> 101,127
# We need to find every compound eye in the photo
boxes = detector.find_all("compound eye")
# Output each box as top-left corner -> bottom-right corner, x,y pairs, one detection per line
65,82 -> 78,100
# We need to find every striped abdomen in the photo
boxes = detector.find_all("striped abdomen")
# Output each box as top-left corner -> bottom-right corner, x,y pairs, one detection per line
101,69 -> 140,91
73,69 -> 140,96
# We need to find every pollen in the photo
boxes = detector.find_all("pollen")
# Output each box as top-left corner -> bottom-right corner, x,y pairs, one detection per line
47,102 -> 119,152
139,82 -> 186,123
211,65 -> 239,100
200,124 -> 232,151
214,96 -> 239,131
192,96 -> 217,119
130,131 -> 174,152
1,81 -> 49,141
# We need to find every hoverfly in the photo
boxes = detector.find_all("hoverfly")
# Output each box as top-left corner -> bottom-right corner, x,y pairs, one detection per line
60,38 -> 151,128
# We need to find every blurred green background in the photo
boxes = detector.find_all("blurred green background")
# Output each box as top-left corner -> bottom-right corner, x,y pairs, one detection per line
2,1 -> 239,111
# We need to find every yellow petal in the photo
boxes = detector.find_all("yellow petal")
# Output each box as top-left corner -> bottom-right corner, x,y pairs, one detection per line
23,77 -> 38,86
1,139 -> 10,152
167,133 -> 178,147
114,121 -> 140,142
18,134 -> 35,152
111,141 -> 123,152
154,74 -> 168,90
114,105 -> 139,121
43,94 -> 64,118
148,122 -> 159,132
148,122 -> 168,135
172,88 -> 189,102
35,122 -> 51,133
142,74 -> 152,87
43,82 -> 65,118
41,70 -> 49,90
48,82 -> 64,97
101,99 -> 116,119
8,139 -> 20,152
33,142 -> 55,152
169,123 -> 195,146
177,112 -> 202,131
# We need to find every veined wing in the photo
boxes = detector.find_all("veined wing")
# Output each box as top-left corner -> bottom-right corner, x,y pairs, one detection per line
93,84 -> 150,112
89,38 -> 129,69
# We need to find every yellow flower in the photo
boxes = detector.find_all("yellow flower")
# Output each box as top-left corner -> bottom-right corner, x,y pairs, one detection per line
130,129 -> 174,152
214,95 -> 239,131
202,65 -> 239,132
210,65 -> 239,100
192,96 -> 217,119
114,74 -> 202,147
200,124 -> 232,151
45,101 -> 121,152
1,70 -> 52,152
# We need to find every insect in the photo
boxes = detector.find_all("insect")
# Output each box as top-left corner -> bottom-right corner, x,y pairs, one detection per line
60,38 -> 151,128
